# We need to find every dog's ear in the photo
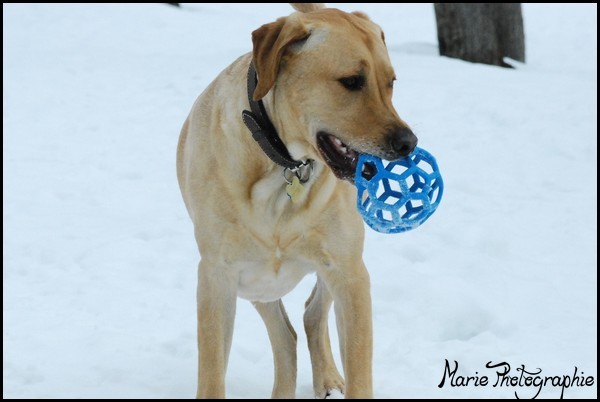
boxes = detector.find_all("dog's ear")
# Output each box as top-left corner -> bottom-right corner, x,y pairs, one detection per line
251,17 -> 309,100
351,11 -> 385,43
291,3 -> 325,13
351,11 -> 370,20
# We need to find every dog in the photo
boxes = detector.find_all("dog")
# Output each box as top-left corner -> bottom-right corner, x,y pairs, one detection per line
177,3 -> 417,398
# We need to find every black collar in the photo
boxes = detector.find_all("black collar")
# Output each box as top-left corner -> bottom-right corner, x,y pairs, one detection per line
241,60 -> 308,171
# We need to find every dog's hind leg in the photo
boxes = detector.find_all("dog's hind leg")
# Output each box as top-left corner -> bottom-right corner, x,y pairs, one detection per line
304,276 -> 345,398
254,299 -> 298,398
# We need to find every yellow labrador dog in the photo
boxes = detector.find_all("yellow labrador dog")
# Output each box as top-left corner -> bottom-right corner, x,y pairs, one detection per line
177,3 -> 417,399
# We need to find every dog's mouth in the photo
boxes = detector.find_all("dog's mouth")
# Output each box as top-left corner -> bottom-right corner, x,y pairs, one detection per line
316,132 -> 375,182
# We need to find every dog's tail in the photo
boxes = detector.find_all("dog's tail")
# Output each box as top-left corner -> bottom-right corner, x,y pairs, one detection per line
290,3 -> 325,13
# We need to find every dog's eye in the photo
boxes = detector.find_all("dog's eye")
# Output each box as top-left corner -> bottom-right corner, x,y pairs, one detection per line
389,77 -> 396,89
339,75 -> 365,91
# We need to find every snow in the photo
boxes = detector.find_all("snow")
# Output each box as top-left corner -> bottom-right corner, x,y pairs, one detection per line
3,3 -> 597,399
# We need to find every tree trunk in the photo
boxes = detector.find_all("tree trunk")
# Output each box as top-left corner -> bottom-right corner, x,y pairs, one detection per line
434,3 -> 525,68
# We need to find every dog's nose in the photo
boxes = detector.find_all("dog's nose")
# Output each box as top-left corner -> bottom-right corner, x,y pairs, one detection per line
388,127 -> 418,158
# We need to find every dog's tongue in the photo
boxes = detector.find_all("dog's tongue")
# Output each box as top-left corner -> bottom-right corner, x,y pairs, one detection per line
328,135 -> 358,160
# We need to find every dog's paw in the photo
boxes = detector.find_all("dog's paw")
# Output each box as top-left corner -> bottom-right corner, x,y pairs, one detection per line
314,372 -> 345,399
323,389 -> 344,399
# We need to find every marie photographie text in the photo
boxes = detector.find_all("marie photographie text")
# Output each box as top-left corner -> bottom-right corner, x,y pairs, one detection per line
438,359 -> 595,399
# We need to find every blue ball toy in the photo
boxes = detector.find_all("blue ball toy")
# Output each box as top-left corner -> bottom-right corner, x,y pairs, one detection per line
354,147 -> 444,234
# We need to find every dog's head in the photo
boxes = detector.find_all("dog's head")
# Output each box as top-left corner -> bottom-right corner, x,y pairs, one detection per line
252,5 -> 417,182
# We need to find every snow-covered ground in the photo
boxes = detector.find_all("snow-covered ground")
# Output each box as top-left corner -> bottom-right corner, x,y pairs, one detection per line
3,3 -> 597,399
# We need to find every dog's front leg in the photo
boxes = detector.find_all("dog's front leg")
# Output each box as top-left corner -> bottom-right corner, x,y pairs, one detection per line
304,276 -> 345,398
196,260 -> 237,399
322,261 -> 373,399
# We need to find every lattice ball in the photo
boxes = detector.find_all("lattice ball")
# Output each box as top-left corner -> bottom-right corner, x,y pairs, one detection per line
354,147 -> 444,234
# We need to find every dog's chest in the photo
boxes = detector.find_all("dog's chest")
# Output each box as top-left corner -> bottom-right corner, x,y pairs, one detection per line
227,169 -> 340,303
231,225 -> 326,302
235,248 -> 317,303
233,211 -> 327,303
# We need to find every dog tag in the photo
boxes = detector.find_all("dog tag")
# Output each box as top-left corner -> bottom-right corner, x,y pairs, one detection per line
286,176 -> 305,203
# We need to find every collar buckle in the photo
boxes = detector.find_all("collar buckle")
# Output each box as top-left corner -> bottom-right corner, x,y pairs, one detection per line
283,159 -> 314,185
